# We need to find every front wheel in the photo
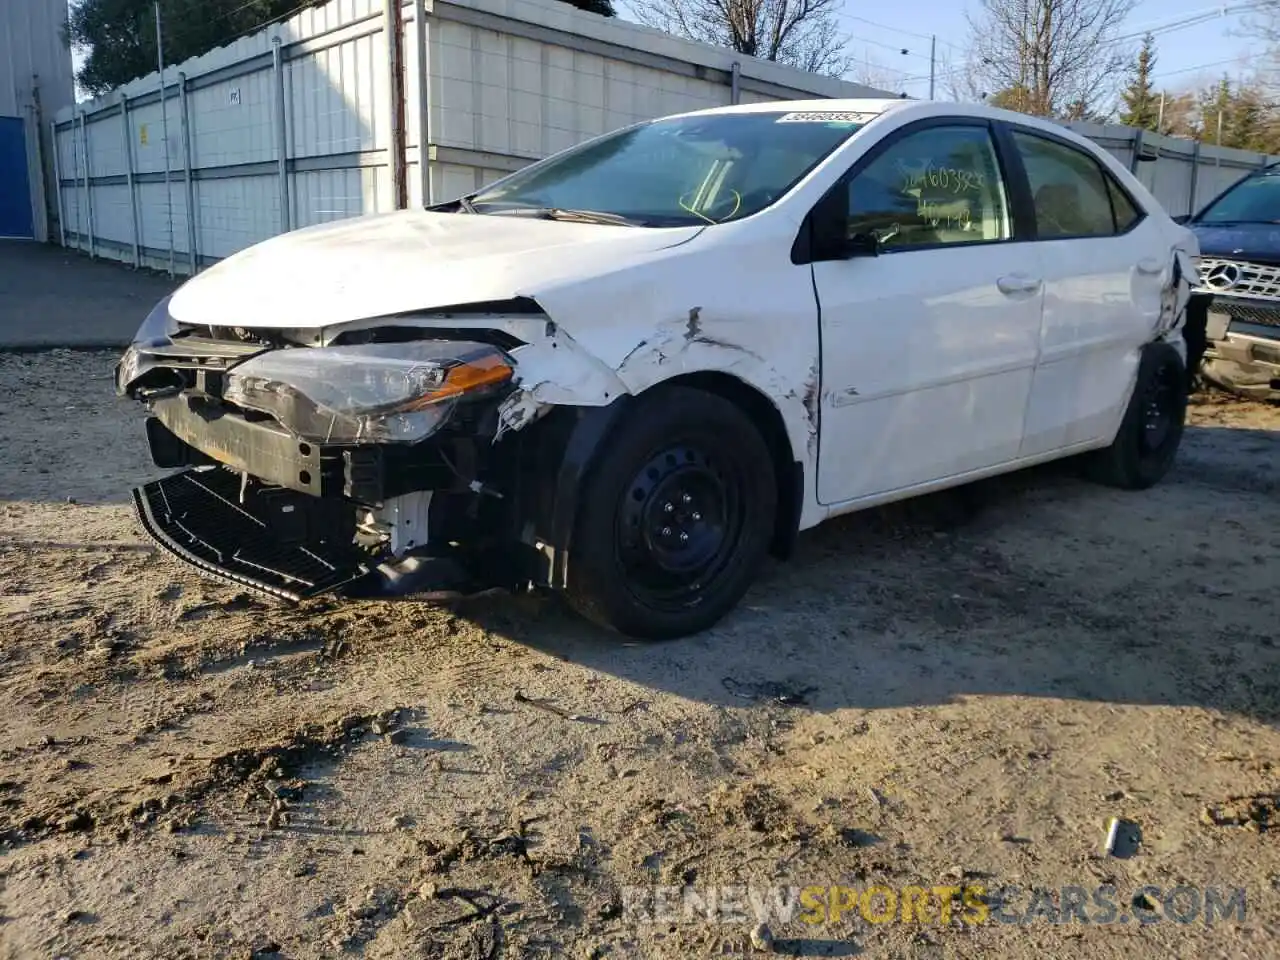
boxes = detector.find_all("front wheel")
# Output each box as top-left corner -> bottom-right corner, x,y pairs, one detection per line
564,386 -> 777,640
1085,341 -> 1188,490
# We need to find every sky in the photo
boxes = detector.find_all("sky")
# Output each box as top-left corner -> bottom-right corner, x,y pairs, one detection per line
617,0 -> 1267,102
71,0 -> 1267,104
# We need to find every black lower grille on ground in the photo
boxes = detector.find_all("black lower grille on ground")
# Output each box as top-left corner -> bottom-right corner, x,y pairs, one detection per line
133,467 -> 373,602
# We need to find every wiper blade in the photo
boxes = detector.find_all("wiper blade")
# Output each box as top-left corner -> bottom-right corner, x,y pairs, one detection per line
477,204 -> 645,226
457,195 -> 479,214
1202,218 -> 1280,225
542,208 -> 646,226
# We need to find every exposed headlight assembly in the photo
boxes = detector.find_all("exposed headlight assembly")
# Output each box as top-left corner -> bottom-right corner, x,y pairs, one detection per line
224,341 -> 514,444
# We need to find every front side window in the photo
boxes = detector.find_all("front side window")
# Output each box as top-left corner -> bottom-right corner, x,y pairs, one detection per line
1196,170 -> 1280,224
844,124 -> 1012,250
468,111 -> 871,227
1014,131 -> 1117,238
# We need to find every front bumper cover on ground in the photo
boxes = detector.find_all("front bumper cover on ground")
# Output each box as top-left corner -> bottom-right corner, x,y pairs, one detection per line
133,467 -> 373,601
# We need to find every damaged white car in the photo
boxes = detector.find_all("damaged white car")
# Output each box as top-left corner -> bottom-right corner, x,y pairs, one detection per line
117,98 -> 1199,639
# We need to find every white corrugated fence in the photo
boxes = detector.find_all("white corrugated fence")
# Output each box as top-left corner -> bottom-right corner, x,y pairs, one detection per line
51,0 -> 1280,276
49,0 -> 891,274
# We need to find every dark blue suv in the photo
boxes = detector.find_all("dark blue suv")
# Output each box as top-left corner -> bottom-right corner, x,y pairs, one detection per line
1181,165 -> 1280,401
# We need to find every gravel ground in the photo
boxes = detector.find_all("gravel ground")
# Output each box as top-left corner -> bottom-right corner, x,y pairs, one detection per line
0,243 -> 178,349
1,349 -> 1278,960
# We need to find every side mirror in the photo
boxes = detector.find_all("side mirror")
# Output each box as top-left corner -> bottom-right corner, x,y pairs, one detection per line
845,232 -> 881,257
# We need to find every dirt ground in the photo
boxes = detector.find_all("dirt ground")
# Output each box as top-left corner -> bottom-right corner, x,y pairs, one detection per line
1,349 -> 1278,960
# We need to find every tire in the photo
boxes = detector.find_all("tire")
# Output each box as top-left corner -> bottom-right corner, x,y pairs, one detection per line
1085,341 -> 1188,490
563,386 -> 777,640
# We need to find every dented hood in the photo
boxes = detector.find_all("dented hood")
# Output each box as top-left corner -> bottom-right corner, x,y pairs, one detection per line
168,209 -> 704,330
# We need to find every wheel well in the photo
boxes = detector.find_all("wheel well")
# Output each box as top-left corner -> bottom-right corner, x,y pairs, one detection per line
658,371 -> 803,560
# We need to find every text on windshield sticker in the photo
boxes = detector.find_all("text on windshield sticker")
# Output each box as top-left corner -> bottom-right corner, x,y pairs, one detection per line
776,111 -> 877,124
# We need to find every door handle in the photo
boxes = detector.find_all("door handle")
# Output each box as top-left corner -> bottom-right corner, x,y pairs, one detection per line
1136,258 -> 1164,276
997,274 -> 1042,295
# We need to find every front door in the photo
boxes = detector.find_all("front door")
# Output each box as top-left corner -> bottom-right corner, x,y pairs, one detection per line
813,121 -> 1044,505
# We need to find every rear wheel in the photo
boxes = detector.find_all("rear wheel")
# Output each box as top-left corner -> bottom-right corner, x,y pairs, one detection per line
564,386 -> 777,640
1085,341 -> 1187,490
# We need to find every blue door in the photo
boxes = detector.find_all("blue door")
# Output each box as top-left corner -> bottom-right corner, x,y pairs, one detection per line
0,116 -> 35,239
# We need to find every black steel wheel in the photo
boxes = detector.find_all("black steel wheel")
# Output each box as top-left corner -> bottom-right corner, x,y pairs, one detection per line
1086,340 -> 1187,490
565,386 -> 777,639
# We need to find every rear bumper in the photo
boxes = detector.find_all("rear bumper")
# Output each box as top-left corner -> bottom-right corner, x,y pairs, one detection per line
1198,294 -> 1280,400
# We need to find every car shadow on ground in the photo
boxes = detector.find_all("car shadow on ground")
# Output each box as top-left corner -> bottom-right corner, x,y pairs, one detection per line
454,423 -> 1280,725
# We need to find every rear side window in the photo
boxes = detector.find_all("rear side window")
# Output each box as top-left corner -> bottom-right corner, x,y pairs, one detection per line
1106,176 -> 1142,231
1013,131 -> 1122,239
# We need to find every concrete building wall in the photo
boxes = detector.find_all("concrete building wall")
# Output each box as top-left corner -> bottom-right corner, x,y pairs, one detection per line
0,0 -> 76,240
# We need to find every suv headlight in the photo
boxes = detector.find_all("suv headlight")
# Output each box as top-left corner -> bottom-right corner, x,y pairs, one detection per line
224,340 -> 514,444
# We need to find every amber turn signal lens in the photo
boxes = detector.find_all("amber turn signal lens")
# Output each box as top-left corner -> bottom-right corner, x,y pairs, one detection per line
400,352 -> 514,409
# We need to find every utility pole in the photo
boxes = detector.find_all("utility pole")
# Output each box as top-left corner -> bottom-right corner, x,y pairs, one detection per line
155,1 -> 174,278
929,34 -> 936,100
1017,2 -> 1028,113
1157,91 -> 1165,134
385,0 -> 407,210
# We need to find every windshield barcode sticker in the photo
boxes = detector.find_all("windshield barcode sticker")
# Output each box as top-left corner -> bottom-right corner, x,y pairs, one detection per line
776,111 -> 876,124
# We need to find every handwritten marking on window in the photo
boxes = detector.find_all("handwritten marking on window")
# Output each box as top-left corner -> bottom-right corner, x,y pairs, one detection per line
896,159 -> 987,196
919,200 -> 972,231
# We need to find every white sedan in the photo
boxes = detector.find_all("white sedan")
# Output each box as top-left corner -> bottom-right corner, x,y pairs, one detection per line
116,98 -> 1199,639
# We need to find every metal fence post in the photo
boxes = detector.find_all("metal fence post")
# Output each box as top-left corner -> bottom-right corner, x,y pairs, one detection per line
414,0 -> 431,207
730,61 -> 741,105
272,36 -> 292,232
120,97 -> 141,267
49,120 -> 66,248
79,111 -> 96,258
1128,128 -> 1144,175
1188,140 -> 1201,217
74,116 -> 85,252
179,72 -> 198,273
386,0 -> 408,210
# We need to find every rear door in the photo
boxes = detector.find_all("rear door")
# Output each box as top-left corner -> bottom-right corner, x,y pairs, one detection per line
1003,125 -> 1167,456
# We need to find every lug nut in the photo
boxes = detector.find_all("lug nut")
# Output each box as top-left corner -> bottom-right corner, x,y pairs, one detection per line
664,502 -> 674,513
681,493 -> 692,504
679,532 -> 689,542
661,526 -> 672,537
691,511 -> 702,521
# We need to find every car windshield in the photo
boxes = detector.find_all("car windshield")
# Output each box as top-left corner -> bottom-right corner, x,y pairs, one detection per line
467,110 -> 874,227
1197,170 -> 1280,224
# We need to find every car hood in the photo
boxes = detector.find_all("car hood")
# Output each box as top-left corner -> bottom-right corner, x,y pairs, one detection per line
1189,222 -> 1280,265
167,209 -> 705,330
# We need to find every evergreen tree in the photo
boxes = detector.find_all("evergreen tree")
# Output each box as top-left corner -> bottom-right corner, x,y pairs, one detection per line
1118,33 -> 1159,131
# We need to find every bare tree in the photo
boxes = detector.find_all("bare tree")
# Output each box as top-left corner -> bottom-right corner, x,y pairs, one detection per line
632,0 -> 854,77
961,0 -> 1137,118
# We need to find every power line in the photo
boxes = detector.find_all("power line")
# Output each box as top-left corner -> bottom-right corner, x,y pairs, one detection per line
838,13 -> 965,52
895,0 -> 1272,86
1153,56 -> 1252,80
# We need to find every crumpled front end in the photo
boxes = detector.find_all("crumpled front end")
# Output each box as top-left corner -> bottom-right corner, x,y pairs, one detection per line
116,301 -> 602,602
1190,256 -> 1280,400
